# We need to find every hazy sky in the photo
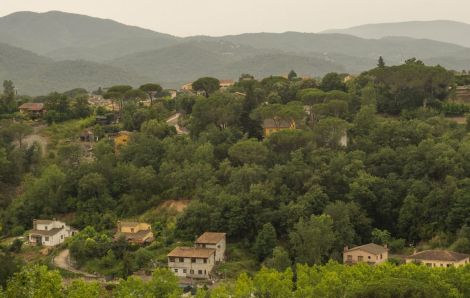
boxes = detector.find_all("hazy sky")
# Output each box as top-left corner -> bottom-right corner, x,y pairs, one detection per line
1,0 -> 469,36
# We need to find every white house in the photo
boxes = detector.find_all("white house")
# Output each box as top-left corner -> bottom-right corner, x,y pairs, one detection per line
195,232 -> 226,262
28,219 -> 77,247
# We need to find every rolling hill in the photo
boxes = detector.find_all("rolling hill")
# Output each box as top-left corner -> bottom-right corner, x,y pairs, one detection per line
0,11 -> 181,61
0,42 -> 148,95
2,11 -> 470,94
322,20 -> 470,48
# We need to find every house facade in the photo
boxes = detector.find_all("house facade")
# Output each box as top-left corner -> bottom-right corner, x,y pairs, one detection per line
405,250 -> 470,268
29,219 -> 77,247
167,247 -> 216,279
195,232 -> 226,262
115,221 -> 154,244
343,243 -> 389,265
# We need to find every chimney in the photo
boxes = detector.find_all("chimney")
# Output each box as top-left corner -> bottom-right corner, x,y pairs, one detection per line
384,244 -> 388,249
33,219 -> 37,230
344,245 -> 349,252
117,221 -> 121,232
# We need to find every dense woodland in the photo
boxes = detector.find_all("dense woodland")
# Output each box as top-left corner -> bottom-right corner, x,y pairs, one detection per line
2,59 -> 470,296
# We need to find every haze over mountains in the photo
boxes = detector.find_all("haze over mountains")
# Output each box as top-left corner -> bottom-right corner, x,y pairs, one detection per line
1,11 -> 470,95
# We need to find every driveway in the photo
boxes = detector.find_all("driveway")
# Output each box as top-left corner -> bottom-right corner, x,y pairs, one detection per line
53,249 -> 98,278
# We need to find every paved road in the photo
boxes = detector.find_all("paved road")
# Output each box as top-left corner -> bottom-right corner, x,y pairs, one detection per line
53,249 -> 98,278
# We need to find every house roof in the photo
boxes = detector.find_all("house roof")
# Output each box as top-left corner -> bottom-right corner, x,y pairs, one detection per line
30,228 -> 62,236
34,219 -> 54,224
195,232 -> 226,244
118,221 -> 141,227
406,250 -> 470,262
167,247 -> 215,258
219,80 -> 235,85
345,243 -> 388,255
116,230 -> 153,241
262,119 -> 292,129
19,103 -> 44,111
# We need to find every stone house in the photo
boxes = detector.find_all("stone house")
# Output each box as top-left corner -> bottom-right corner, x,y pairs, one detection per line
343,243 -> 389,265
405,250 -> 470,268
115,221 -> 154,244
195,232 -> 226,262
167,247 -> 216,279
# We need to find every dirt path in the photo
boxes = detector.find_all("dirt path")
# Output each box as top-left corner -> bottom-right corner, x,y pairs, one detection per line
53,249 -> 99,278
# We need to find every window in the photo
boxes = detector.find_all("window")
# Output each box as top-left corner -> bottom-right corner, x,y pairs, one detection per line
358,256 -> 364,262
174,269 -> 178,273
203,259 -> 207,264
179,258 -> 184,262
217,245 -> 220,248
447,264 -> 453,267
368,256 -> 371,260
45,237 -> 49,241
190,270 -> 194,274
191,258 -> 196,263
426,263 -> 432,267
198,270 -> 203,275
45,226 -> 48,230
131,228 -> 134,233
169,257 -> 175,262
380,254 -> 382,259
183,269 -> 187,273
347,255 -> 352,261
61,235 -> 64,239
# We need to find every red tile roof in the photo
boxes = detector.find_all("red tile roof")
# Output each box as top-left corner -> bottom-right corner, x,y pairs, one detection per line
19,102 -> 44,111
195,232 -> 226,244
344,243 -> 388,255
406,250 -> 470,262
167,247 -> 215,258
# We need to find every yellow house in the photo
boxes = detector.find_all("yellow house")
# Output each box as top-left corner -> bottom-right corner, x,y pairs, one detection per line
262,119 -> 296,137
343,243 -> 389,265
115,221 -> 154,244
405,250 -> 470,268
114,131 -> 131,151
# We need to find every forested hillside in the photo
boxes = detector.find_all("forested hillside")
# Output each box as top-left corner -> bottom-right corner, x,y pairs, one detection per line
1,59 -> 470,296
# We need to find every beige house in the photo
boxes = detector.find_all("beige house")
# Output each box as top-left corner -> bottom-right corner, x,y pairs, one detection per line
167,247 -> 216,279
115,221 -> 154,244
180,82 -> 193,92
195,232 -> 226,262
405,250 -> 470,268
343,243 -> 389,265
29,219 -> 77,247
219,79 -> 235,90
262,119 -> 296,137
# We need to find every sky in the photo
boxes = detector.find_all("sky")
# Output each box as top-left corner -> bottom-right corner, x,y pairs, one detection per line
1,0 -> 470,37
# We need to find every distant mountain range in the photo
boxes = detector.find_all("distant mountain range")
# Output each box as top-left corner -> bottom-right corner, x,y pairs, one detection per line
322,20 -> 470,48
1,11 -> 470,95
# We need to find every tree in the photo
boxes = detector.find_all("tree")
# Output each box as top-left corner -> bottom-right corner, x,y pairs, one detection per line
288,70 -> 298,81
264,246 -> 291,272
65,280 -> 103,298
228,139 -> 268,165
320,73 -> 346,92
8,122 -> 32,148
254,223 -> 278,261
192,77 -> 220,97
5,265 -> 62,298
289,215 -> 336,265
139,83 -> 163,105
378,56 -> 386,68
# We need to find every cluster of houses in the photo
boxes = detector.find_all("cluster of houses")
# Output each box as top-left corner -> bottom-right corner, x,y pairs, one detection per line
167,232 -> 226,279
343,243 -> 470,268
28,219 -> 154,246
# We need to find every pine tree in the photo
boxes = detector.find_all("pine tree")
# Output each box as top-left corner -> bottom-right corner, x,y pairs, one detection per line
378,56 -> 385,68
